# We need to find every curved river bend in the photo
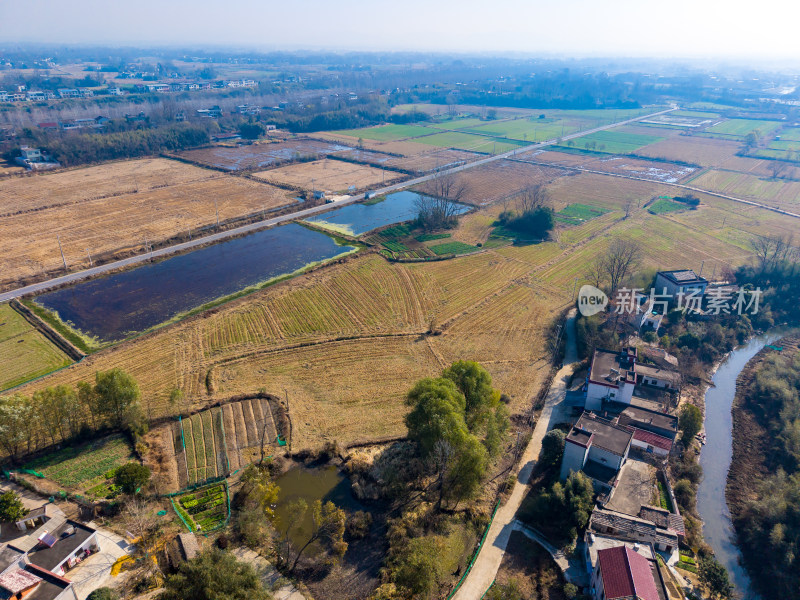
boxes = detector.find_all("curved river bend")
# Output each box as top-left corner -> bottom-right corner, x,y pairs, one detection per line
697,330 -> 788,600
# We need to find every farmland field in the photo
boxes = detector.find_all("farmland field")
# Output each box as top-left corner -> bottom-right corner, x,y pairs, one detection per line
173,481 -> 229,531
556,129 -> 664,154
701,118 -> 783,140
412,131 -> 526,154
253,158 -> 404,192
332,124 -> 433,141
416,159 -> 567,206
21,434 -> 135,492
648,198 -> 690,215
0,159 -> 296,290
690,169 -> 800,210
176,139 -> 353,171
555,203 -> 610,225
0,302 -> 71,391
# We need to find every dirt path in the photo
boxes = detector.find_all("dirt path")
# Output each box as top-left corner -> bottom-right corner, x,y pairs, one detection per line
452,309 -> 578,600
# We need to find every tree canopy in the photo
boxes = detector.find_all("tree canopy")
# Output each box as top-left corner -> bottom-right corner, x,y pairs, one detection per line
0,490 -> 26,523
114,463 -> 151,495
160,549 -> 272,600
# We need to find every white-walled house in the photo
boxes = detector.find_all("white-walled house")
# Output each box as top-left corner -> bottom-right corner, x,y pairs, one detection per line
560,412 -> 633,493
654,270 -> 708,301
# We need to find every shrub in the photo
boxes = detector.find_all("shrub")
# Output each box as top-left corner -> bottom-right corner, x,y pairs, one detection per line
347,510 -> 373,539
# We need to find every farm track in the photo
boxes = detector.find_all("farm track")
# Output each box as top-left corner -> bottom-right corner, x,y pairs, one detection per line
0,106 -> 677,303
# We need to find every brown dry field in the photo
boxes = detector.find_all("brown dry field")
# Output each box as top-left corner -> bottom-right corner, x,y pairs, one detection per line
339,147 -> 482,174
0,164 -> 25,176
253,158 -> 406,192
176,139 -> 353,171
314,132 -> 434,157
416,159 -> 568,206
520,150 -> 698,183
0,158 -> 218,214
634,134 -> 743,166
0,159 -> 294,289
18,161 -> 797,450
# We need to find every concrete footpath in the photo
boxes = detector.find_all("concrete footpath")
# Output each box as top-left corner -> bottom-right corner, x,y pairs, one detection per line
452,309 -> 579,600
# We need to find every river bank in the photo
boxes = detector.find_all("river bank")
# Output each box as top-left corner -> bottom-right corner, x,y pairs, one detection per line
726,334 -> 799,599
695,329 -> 792,599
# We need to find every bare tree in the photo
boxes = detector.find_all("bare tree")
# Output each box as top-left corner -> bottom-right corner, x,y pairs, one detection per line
623,199 -> 635,219
598,238 -> 643,293
768,160 -> 789,180
515,183 -> 550,214
416,172 -> 468,230
584,257 -> 607,290
750,234 -> 796,273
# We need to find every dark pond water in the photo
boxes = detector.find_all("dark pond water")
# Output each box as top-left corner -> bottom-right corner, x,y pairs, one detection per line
35,224 -> 355,342
697,329 -> 789,600
304,190 -> 470,236
273,465 -> 361,551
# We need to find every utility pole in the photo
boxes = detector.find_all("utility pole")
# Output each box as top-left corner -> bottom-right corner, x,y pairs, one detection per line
56,235 -> 67,270
85,248 -> 93,268
572,276 -> 580,300
699,260 -> 705,277
214,198 -> 220,227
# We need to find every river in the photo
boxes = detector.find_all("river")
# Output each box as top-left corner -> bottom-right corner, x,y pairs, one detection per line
696,329 -> 787,600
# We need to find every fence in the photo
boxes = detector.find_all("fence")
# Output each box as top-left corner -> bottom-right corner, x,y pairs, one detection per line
446,499 -> 501,599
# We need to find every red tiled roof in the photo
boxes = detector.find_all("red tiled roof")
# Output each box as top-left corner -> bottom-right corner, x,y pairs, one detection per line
632,428 -> 673,452
598,546 -> 660,600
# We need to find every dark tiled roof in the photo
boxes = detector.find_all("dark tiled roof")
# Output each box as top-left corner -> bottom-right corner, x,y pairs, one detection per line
598,545 -> 661,600
617,405 -> 678,436
25,521 -> 96,572
639,506 -> 686,536
657,270 -> 707,285
0,545 -> 24,573
575,412 -> 633,456
18,565 -> 72,600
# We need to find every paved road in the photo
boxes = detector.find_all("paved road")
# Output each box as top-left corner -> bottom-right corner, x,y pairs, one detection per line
452,309 -> 578,600
0,107 -> 676,303
512,158 -> 800,219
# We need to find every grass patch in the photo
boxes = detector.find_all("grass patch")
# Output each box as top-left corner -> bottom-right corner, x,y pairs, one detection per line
554,203 -> 610,225
429,241 -> 478,256
22,300 -> 98,354
648,199 -> 689,215
22,434 -> 135,491
362,195 -> 386,205
0,303 -> 73,391
657,481 -> 674,512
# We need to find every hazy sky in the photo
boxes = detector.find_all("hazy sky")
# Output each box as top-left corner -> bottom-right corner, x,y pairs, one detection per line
2,0 -> 799,59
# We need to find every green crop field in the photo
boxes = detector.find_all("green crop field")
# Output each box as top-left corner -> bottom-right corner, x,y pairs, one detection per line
648,199 -> 689,215
704,119 -> 782,139
174,481 -> 229,531
557,130 -> 664,154
429,118 -> 487,130
555,203 -> 610,225
332,124 -> 432,141
0,303 -> 72,391
429,241 -> 479,255
22,434 -> 135,491
462,119 -> 574,142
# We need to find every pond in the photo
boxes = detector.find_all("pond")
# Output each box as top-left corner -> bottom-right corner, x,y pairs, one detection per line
34,223 -> 355,343
696,329 -> 789,600
273,465 -> 361,551
303,190 -> 470,236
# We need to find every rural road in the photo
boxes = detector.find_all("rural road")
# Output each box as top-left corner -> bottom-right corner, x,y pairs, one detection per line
0,107 -> 676,303
452,308 -> 579,600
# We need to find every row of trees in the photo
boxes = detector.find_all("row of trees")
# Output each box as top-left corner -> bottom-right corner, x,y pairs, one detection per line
733,348 -> 800,597
0,368 -> 145,462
